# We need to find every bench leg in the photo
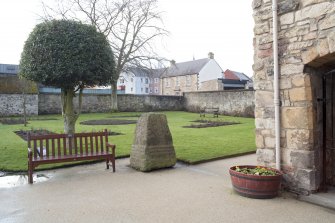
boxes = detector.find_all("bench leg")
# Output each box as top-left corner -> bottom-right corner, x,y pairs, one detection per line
112,158 -> 115,172
106,158 -> 109,170
106,156 -> 115,172
28,163 -> 33,184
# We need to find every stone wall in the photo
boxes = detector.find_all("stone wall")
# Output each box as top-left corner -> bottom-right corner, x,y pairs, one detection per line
38,93 -> 111,114
0,94 -> 38,116
161,74 -> 198,95
1,91 -> 254,117
184,90 -> 255,117
253,0 -> 335,192
118,94 -> 184,112
199,79 -> 223,91
38,93 -> 184,114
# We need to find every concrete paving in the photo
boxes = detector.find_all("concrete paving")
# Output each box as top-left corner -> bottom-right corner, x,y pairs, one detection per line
1,154 -> 335,223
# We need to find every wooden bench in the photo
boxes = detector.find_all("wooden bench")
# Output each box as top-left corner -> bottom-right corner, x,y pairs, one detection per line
27,129 -> 116,184
200,107 -> 219,118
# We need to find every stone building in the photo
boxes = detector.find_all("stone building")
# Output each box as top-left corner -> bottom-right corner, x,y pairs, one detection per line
161,53 -> 224,95
253,0 -> 335,193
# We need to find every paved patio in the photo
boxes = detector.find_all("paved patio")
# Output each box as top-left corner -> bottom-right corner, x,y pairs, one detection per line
1,154 -> 335,223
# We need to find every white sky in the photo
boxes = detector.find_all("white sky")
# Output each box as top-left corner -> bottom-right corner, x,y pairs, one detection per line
0,0 -> 254,77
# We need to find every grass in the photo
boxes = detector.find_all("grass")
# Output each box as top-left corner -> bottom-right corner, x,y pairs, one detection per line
0,111 -> 256,172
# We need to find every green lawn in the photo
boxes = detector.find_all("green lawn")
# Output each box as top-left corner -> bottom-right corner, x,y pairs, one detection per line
0,111 -> 256,172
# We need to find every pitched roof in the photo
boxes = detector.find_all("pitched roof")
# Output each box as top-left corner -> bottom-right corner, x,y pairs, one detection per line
126,67 -> 150,77
0,64 -> 19,75
163,58 -> 210,77
224,69 -> 252,81
149,68 -> 167,78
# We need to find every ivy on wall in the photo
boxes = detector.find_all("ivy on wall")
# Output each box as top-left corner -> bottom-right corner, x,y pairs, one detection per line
0,75 -> 38,94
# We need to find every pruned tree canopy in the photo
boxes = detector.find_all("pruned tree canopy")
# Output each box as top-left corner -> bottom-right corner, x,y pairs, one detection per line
19,20 -> 116,134
20,19 -> 115,90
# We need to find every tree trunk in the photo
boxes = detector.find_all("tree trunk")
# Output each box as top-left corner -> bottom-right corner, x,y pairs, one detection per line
110,81 -> 118,112
61,89 -> 78,135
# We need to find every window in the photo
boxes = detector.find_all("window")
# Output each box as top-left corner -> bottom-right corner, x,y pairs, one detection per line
186,75 -> 191,86
176,76 -> 180,86
131,78 -> 133,82
141,78 -> 143,83
165,78 -> 170,87
154,78 -> 159,83
141,88 -> 143,92
150,88 -> 152,93
131,87 -> 133,92
175,92 -> 180,95
145,78 -> 149,84
145,88 -> 149,93
154,87 -> 158,93
120,78 -> 124,84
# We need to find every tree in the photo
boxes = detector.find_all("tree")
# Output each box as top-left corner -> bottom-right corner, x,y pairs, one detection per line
20,20 -> 115,134
42,0 -> 168,111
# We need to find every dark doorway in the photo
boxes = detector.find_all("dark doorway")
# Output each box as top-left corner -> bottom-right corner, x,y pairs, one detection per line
322,69 -> 335,188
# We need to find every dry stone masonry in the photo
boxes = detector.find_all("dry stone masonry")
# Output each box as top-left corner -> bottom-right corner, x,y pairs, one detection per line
130,113 -> 176,171
253,0 -> 335,192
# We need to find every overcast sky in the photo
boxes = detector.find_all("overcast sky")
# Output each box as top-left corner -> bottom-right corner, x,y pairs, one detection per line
0,0 -> 254,76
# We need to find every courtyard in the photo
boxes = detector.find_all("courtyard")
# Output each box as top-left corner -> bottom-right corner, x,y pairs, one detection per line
1,154 -> 335,223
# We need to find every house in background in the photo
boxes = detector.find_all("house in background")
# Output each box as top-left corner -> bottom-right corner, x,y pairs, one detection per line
117,67 -> 151,95
161,52 -> 224,95
220,69 -> 253,90
148,68 -> 165,95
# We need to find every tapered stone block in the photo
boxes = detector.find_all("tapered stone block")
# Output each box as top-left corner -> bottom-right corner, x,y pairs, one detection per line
130,113 -> 176,171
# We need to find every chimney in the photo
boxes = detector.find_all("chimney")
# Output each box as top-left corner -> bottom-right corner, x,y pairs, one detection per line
208,52 -> 214,59
170,60 -> 176,66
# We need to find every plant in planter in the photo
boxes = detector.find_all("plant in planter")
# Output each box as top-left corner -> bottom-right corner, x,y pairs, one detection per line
229,165 -> 283,199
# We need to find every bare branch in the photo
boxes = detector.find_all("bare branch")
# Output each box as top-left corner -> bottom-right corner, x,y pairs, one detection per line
41,0 -> 169,110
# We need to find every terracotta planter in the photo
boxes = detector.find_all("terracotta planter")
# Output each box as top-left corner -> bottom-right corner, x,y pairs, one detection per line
229,165 -> 283,199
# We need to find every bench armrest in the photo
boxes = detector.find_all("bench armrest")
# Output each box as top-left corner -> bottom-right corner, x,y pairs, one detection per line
107,143 -> 116,154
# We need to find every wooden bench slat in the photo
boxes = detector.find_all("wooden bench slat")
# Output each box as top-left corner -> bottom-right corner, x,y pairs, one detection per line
33,140 -> 37,159
63,136 -> 67,156
74,136 -> 78,155
51,139 -> 55,157
95,135 -> 99,154
46,138 -> 49,157
69,136 -> 73,156
85,137 -> 88,154
100,135 -> 104,153
57,138 -> 61,157
79,136 -> 83,155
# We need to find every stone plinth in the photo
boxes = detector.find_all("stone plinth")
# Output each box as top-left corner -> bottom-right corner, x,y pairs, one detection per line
130,113 -> 176,171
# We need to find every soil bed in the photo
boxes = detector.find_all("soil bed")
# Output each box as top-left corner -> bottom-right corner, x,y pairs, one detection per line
0,118 -> 28,125
108,115 -> 141,118
80,119 -> 137,125
15,129 -> 56,141
183,120 -> 239,128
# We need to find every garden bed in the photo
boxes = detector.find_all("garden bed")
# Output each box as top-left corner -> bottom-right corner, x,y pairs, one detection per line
183,120 -> 239,128
80,119 -> 137,125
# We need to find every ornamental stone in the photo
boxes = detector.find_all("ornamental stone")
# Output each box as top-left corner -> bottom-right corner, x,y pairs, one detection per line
130,113 -> 176,172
